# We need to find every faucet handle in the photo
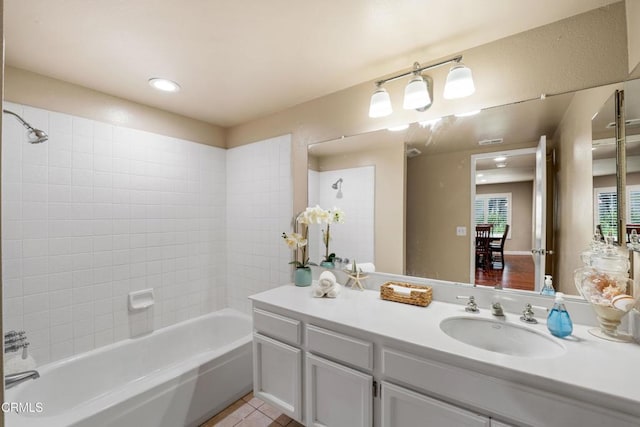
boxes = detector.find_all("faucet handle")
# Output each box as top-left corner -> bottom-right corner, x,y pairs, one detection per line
520,304 -> 548,324
456,295 -> 479,313
4,330 -> 25,339
520,304 -> 537,324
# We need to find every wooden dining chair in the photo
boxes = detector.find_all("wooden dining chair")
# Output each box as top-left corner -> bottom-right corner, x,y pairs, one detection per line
475,225 -> 492,270
489,224 -> 510,270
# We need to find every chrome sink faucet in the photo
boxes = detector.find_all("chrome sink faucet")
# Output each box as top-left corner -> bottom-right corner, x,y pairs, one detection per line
5,370 -> 39,389
491,301 -> 505,317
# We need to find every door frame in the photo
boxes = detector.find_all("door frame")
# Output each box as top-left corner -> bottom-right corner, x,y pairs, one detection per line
469,146 -> 539,285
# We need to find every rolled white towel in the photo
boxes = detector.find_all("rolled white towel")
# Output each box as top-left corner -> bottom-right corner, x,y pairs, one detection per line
356,262 -> 376,273
326,283 -> 342,298
318,270 -> 337,290
311,284 -> 326,298
389,284 -> 427,296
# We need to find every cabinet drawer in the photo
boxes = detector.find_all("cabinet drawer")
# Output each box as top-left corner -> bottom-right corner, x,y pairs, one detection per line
306,324 -> 373,371
382,347 -> 640,427
253,308 -> 301,345
381,381 -> 489,427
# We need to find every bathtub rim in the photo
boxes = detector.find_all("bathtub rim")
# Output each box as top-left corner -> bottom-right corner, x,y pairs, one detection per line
5,307 -> 252,425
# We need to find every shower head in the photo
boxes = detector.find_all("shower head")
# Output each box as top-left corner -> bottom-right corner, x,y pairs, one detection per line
332,178 -> 343,190
3,109 -> 49,144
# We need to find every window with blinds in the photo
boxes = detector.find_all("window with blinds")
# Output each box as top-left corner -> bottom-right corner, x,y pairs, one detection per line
594,185 -> 640,239
474,193 -> 512,237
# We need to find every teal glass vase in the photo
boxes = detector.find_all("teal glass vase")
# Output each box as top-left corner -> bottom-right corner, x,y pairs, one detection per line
294,267 -> 312,287
320,261 -> 335,269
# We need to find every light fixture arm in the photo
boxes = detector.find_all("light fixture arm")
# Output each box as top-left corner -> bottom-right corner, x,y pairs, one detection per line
375,55 -> 462,86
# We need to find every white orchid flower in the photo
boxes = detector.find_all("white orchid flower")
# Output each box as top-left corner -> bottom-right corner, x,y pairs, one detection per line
282,232 -> 307,249
330,207 -> 345,224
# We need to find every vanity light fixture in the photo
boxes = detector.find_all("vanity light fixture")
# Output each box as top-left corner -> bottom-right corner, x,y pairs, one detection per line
148,78 -> 181,92
368,55 -> 475,118
403,63 -> 431,110
369,84 -> 393,118
443,63 -> 475,99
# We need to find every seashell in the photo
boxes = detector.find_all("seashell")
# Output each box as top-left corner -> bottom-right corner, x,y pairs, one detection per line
602,284 -> 623,300
611,294 -> 636,312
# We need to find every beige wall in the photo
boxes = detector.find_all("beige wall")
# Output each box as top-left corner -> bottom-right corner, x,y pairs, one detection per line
554,82 -> 623,295
405,142 -> 536,282
4,67 -> 225,147
226,3 -> 628,222
628,0 -> 640,76
593,171 -> 640,188
477,181 -> 534,252
313,146 -> 405,274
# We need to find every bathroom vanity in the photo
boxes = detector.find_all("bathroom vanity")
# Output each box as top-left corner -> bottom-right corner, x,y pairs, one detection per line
249,284 -> 640,427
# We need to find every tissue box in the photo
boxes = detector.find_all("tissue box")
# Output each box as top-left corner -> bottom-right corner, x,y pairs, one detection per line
380,281 -> 432,307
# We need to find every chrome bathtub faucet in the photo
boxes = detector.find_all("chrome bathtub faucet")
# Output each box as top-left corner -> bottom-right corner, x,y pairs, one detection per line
5,370 -> 40,389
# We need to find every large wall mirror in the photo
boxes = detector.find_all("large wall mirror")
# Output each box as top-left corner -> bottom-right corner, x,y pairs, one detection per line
308,79 -> 640,297
592,79 -> 640,245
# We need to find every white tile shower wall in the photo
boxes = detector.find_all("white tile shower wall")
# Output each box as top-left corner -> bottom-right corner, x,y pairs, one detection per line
226,135 -> 292,313
308,167 -> 375,266
2,102 -> 227,364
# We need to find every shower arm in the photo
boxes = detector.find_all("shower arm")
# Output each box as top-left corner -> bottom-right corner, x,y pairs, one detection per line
3,109 -> 36,132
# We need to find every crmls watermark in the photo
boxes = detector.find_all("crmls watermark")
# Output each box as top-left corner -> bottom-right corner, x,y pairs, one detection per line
1,401 -> 44,413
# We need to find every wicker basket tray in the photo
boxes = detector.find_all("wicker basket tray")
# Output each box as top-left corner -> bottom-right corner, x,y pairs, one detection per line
380,281 -> 432,307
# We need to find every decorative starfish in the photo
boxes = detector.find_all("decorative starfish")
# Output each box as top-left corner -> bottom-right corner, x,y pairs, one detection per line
345,270 -> 368,290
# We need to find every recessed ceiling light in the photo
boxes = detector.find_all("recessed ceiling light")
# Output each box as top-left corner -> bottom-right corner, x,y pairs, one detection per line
388,124 -> 409,131
496,162 -> 507,168
493,156 -> 507,162
148,78 -> 181,92
476,173 -> 484,177
455,110 -> 481,118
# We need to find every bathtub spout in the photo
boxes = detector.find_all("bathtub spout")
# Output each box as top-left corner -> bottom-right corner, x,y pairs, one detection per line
5,370 -> 39,389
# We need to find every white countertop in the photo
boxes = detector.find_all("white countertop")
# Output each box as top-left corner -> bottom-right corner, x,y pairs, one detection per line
249,284 -> 640,417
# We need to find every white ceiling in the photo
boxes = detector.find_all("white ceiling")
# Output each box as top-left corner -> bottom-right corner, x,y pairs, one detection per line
5,0 -> 617,127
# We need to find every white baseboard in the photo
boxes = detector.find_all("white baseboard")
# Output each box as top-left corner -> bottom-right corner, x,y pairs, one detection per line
504,251 -> 532,256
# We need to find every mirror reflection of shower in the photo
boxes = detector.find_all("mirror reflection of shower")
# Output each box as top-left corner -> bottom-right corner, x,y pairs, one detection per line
332,178 -> 343,199
3,109 -> 49,143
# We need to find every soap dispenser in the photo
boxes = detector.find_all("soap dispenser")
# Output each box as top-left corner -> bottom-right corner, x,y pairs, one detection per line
541,275 -> 555,296
547,292 -> 573,338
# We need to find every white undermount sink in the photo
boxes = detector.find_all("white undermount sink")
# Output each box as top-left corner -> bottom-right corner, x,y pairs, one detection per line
440,316 -> 566,358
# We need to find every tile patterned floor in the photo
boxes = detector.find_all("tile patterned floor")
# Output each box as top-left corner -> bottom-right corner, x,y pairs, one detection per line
200,392 -> 304,427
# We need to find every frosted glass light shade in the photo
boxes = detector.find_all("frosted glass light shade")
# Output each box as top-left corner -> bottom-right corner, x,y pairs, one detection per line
369,87 -> 393,118
403,75 -> 431,110
443,64 -> 475,99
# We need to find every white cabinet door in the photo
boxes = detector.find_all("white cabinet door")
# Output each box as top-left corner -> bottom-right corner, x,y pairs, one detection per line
381,382 -> 490,427
305,353 -> 373,427
253,333 -> 303,422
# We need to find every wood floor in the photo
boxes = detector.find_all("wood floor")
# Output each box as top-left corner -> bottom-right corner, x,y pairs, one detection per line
475,254 -> 535,291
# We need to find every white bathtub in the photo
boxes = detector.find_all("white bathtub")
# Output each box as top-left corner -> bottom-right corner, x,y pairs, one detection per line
5,308 -> 253,427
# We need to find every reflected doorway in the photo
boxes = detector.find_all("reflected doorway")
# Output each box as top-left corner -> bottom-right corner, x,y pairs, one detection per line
470,141 -> 547,291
